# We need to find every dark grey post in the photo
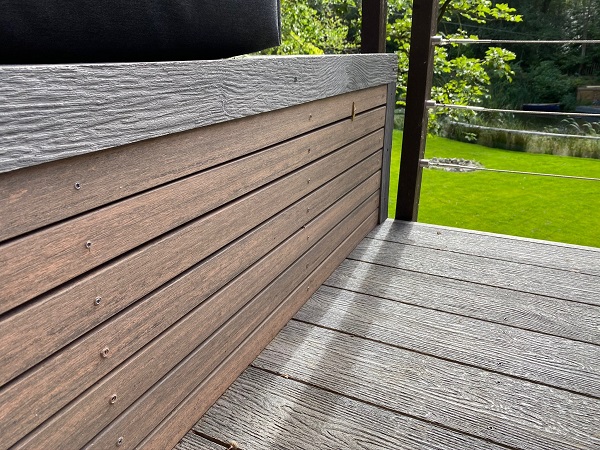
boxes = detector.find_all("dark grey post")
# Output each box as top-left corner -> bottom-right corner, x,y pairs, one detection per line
395,0 -> 438,221
361,0 -> 387,53
379,81 -> 396,223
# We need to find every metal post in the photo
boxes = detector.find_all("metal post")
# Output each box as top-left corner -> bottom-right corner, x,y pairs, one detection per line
361,0 -> 387,53
395,0 -> 438,221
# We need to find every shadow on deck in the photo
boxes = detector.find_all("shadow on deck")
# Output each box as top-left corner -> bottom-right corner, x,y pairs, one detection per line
178,220 -> 600,450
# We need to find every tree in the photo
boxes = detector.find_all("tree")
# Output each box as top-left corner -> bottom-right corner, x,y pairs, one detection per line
261,0 -> 358,55
264,0 -> 522,128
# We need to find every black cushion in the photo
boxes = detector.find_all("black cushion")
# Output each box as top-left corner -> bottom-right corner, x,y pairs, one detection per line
0,0 -> 281,64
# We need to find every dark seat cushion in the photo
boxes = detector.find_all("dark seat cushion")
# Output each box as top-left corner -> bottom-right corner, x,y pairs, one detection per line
0,0 -> 281,64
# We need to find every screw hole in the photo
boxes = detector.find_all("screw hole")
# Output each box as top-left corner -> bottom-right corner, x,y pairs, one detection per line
117,436 -> 124,446
110,394 -> 118,404
85,241 -> 92,249
95,297 -> 102,306
74,182 -> 82,190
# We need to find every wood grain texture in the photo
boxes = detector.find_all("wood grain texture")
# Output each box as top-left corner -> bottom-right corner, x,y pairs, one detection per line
193,366 -> 507,450
2,156 -> 382,447
81,200 -> 380,450
176,434 -> 224,450
369,220 -> 600,276
296,285 -> 600,397
326,259 -> 600,345
349,237 -> 600,305
0,110 -> 384,313
0,85 -> 387,242
0,54 -> 397,173
378,82 -> 396,224
0,137 -> 383,387
253,320 -> 600,450
137,212 -> 379,450
14,184 -> 380,450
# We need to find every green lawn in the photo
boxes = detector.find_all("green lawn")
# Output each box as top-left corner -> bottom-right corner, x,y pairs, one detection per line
388,130 -> 600,248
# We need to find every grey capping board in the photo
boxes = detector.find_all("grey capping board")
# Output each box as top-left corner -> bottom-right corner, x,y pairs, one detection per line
0,54 -> 398,173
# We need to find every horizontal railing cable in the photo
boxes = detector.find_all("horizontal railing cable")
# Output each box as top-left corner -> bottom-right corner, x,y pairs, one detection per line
420,160 -> 600,181
436,37 -> 600,46
450,122 -> 600,141
433,102 -> 600,119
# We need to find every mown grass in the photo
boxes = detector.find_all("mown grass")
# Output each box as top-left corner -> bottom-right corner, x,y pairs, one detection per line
388,130 -> 600,247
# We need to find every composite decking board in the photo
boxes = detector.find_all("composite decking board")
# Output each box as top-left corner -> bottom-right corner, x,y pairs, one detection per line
2,162 -> 382,447
191,367 -> 507,450
296,285 -> 600,397
253,320 -> 600,450
82,203 -> 380,450
138,213 -> 379,450
349,237 -> 600,305
0,85 -> 387,242
326,259 -> 600,345
0,113 -> 385,313
14,185 -> 380,450
0,54 -> 397,173
368,220 -> 600,276
0,148 -> 382,387
176,434 -> 224,450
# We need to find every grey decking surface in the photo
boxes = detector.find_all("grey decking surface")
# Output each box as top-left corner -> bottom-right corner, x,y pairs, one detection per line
177,220 -> 600,450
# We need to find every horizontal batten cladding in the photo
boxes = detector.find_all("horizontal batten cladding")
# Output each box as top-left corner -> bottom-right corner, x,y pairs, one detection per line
0,85 -> 388,450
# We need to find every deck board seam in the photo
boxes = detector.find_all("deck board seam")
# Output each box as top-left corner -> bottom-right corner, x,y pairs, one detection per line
345,256 -> 600,308
291,318 -> 600,399
394,221 -> 600,253
188,429 -> 232,449
366,235 -> 600,277
249,364 -> 522,450
321,281 -> 600,347
0,120 -> 385,249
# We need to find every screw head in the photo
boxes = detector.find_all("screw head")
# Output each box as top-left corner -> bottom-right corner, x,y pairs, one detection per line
117,436 -> 124,446
101,347 -> 110,358
85,241 -> 93,249
95,297 -> 102,306
74,182 -> 82,190
110,394 -> 118,404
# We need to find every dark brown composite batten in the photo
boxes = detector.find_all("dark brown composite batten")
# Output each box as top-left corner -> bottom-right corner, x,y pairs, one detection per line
0,107 -> 385,312
137,213 -> 380,450
1,155 -> 383,447
14,183 -> 380,450
0,135 -> 383,387
297,286 -> 600,397
326,259 -> 600,346
1,55 -> 398,450
80,196 -> 379,450
252,320 -> 600,450
188,367 -> 507,450
349,237 -> 600,305
0,85 -> 387,242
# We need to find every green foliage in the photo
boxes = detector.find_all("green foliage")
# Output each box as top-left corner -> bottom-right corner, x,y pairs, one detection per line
261,0 -> 357,55
387,1 -> 521,131
267,0 -> 521,129
388,130 -> 600,247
